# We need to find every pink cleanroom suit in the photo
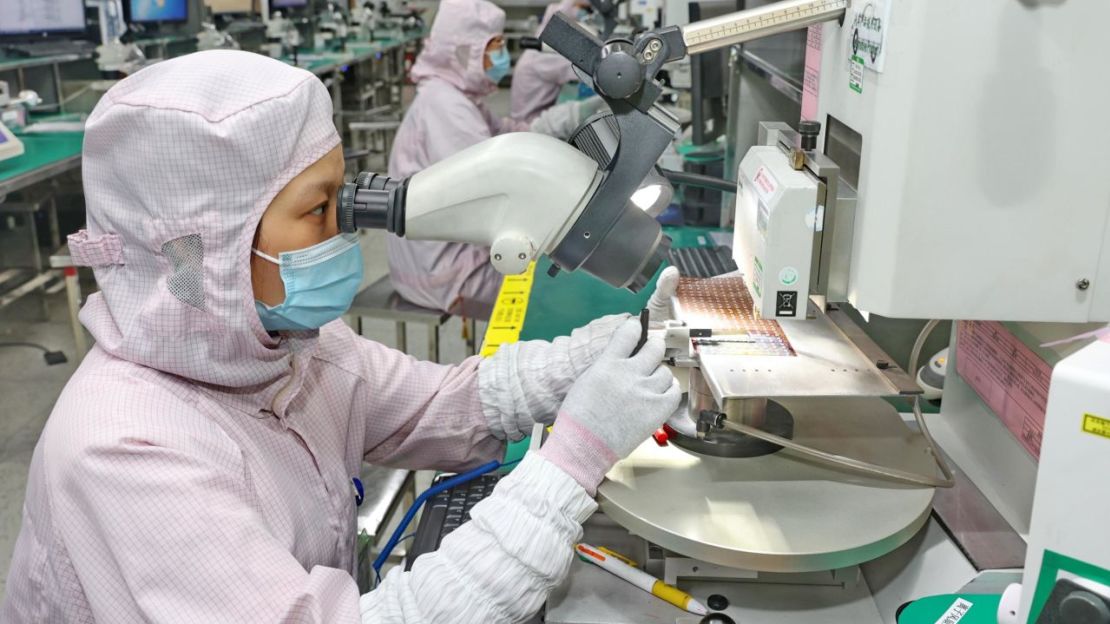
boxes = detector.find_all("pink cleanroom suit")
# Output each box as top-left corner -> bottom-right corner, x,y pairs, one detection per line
510,0 -> 580,124
385,0 -> 529,314
1,50 -> 597,623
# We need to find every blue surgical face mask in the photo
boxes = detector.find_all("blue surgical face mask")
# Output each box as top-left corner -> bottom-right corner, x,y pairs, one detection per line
252,232 -> 364,332
486,45 -> 511,85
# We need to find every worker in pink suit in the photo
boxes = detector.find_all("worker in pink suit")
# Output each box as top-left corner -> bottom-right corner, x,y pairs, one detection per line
510,0 -> 589,126
0,49 -> 680,622
386,0 -> 603,314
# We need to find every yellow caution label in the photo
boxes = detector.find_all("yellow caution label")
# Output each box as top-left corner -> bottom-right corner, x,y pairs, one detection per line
1082,413 -> 1110,440
480,263 -> 536,358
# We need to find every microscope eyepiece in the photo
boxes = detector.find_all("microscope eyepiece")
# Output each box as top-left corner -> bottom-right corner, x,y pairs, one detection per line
337,172 -> 407,235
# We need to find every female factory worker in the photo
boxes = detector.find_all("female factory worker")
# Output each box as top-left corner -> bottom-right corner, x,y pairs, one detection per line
510,0 -> 587,126
0,50 -> 680,622
387,0 -> 601,313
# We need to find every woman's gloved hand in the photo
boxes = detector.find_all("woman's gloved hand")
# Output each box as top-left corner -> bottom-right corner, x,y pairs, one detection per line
539,318 -> 682,494
646,266 -> 680,325
478,314 -> 630,441
529,96 -> 608,140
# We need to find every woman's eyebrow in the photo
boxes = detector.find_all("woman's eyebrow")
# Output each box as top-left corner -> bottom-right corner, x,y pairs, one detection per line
295,179 -> 333,204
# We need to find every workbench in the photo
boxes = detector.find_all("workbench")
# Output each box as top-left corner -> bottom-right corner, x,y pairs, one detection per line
0,128 -> 84,334
0,128 -> 83,198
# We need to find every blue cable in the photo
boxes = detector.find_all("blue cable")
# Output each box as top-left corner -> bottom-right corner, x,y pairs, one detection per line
371,459 -> 517,579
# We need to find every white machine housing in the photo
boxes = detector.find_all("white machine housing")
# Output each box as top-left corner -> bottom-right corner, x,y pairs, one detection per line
812,0 -> 1110,323
1013,339 -> 1110,622
0,121 -> 24,163
733,145 -> 818,319
404,133 -> 602,275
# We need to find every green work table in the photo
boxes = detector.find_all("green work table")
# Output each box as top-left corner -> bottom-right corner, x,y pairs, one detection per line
519,226 -> 720,341
0,53 -> 92,73
284,32 -> 423,76
0,129 -> 83,197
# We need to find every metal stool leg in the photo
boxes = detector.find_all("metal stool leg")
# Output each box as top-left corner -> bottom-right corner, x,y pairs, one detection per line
396,321 -> 407,353
429,324 -> 440,363
65,267 -> 88,360
465,318 -> 478,357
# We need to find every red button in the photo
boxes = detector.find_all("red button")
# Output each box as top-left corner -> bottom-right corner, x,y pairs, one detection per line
652,428 -> 669,446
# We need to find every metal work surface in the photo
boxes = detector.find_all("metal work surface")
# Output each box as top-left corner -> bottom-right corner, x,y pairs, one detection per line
598,397 -> 936,573
927,447 -> 1027,571
0,53 -> 89,72
355,464 -> 414,542
675,277 -> 904,398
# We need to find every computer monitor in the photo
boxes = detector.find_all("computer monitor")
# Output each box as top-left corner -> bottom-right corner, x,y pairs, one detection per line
271,0 -> 309,8
688,0 -> 741,145
127,0 -> 190,23
205,0 -> 257,14
0,0 -> 87,36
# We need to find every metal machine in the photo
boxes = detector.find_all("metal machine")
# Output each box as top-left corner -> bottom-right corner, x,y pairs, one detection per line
341,0 -> 1110,621
0,120 -> 24,164
0,82 -> 40,162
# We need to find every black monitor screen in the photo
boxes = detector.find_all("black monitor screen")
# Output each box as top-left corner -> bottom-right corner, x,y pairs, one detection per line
689,0 -> 742,145
271,0 -> 309,8
128,0 -> 189,23
0,0 -> 86,36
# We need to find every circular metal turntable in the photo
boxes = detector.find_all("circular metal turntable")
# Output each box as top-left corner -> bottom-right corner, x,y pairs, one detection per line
597,397 -> 936,573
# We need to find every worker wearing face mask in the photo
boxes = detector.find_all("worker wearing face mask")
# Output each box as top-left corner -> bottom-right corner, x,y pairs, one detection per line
386,0 -> 603,314
0,50 -> 681,623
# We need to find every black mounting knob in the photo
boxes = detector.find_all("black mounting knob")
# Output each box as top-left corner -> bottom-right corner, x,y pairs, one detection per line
595,44 -> 641,100
798,120 -> 821,151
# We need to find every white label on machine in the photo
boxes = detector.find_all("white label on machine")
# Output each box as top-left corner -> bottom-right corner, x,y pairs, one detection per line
752,166 -> 778,201
848,0 -> 891,72
756,200 -> 770,240
933,598 -> 973,624
849,55 -> 865,93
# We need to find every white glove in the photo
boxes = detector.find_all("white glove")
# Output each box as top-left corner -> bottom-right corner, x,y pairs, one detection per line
478,314 -> 629,441
538,318 -> 682,494
529,96 -> 608,140
647,265 -> 680,325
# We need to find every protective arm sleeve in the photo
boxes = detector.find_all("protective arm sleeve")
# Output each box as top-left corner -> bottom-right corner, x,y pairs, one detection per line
359,453 -> 597,623
529,97 -> 607,141
476,315 -> 627,441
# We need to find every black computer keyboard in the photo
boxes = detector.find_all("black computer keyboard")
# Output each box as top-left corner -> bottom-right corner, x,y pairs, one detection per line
405,473 -> 501,570
669,245 -> 738,278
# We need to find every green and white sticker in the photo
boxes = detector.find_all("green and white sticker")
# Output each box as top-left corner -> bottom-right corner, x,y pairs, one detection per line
849,55 -> 864,94
779,267 -> 799,287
